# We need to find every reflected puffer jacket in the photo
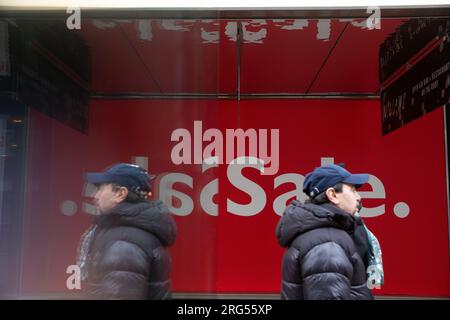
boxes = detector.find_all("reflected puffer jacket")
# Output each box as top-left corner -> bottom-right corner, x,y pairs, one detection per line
276,200 -> 373,300
82,200 -> 177,299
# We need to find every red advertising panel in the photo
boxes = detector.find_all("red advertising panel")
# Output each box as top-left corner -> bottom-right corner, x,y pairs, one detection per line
216,100 -> 450,297
21,99 -> 450,297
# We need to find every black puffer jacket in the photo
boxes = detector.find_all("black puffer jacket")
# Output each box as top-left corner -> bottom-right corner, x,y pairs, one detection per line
83,200 -> 177,299
276,200 -> 373,300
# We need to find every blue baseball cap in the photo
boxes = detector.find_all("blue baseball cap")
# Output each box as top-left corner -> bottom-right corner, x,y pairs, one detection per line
85,163 -> 155,196
303,164 -> 369,198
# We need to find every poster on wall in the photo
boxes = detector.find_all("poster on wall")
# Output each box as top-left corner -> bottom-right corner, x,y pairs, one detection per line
11,20 -> 91,133
380,18 -> 450,135
0,116 -> 6,226
0,21 -> 10,77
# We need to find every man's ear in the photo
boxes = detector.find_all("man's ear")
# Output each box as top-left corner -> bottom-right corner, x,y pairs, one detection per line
116,187 -> 129,202
325,187 -> 339,205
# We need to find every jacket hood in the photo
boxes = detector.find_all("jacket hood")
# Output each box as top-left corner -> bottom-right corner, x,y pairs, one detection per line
95,200 -> 177,246
276,200 -> 355,247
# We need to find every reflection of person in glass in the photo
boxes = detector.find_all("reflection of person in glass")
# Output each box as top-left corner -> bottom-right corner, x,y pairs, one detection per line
276,164 -> 383,300
77,163 -> 177,299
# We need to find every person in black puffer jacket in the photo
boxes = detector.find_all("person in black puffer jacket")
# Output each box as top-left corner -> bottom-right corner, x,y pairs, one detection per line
77,163 -> 177,300
276,164 -> 375,300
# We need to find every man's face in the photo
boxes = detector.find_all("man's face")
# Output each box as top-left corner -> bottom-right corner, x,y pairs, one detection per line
334,183 -> 362,215
92,183 -> 124,214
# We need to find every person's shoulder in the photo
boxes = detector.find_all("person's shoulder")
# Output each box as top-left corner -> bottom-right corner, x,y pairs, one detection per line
138,199 -> 171,214
100,222 -> 156,243
296,226 -> 355,256
327,228 -> 357,258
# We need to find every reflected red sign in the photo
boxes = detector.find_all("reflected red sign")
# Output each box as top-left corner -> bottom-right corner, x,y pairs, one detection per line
21,99 -> 450,298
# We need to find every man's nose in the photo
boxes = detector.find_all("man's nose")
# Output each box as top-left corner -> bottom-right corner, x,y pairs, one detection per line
92,191 -> 100,202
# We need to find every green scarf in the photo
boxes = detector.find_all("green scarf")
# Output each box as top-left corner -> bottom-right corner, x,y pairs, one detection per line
363,223 -> 385,289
